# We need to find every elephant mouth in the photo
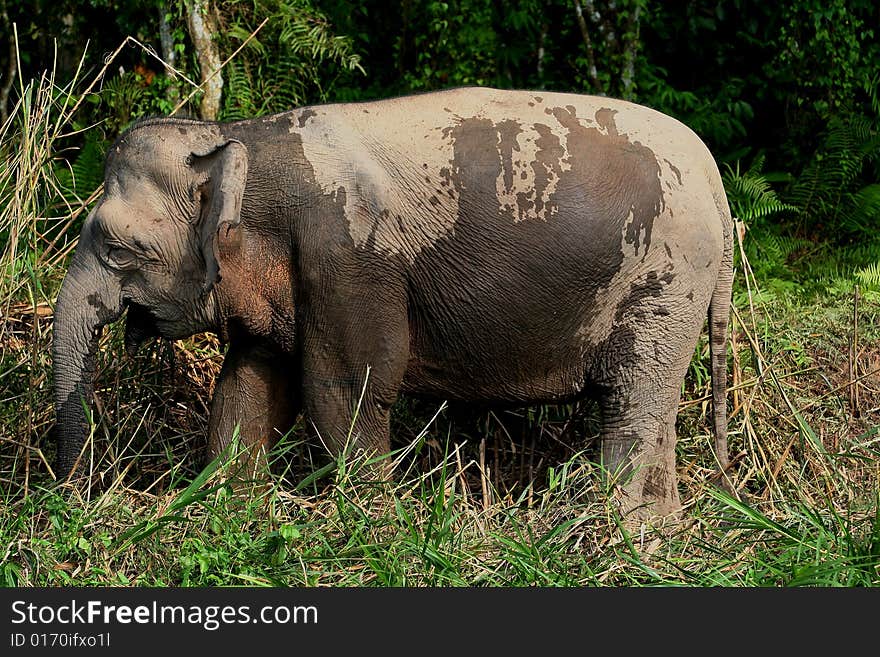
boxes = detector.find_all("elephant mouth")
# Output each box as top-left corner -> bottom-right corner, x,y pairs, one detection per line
123,301 -> 160,355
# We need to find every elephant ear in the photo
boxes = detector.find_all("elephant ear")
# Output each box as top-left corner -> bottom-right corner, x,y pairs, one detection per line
190,139 -> 249,294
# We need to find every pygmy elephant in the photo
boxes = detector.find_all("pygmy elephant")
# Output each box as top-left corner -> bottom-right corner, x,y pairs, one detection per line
53,86 -> 733,519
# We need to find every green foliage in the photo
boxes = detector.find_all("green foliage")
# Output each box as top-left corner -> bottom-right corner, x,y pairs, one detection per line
398,0 -> 499,91
707,488 -> 880,586
854,262 -> 880,292
724,156 -> 796,225
95,69 -> 179,133
220,0 -> 364,119
569,0 -> 648,99
786,93 -> 880,240
54,131 -> 108,215
722,156 -> 802,284
639,68 -> 753,159
749,73 -> 880,295
718,69 -> 880,296
3,442 -> 879,585
772,1 -> 879,146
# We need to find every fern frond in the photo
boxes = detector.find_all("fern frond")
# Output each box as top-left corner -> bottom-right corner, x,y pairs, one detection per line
838,183 -> 880,234
223,61 -> 257,120
870,74 -> 880,118
787,113 -> 880,229
855,261 -> 880,290
54,133 -> 107,205
722,160 -> 796,225
227,24 -> 267,56
218,0 -> 364,119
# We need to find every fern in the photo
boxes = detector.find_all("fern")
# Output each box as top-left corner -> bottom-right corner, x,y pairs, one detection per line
223,61 -> 257,121
54,132 -> 107,207
279,11 -> 362,71
787,110 -> 880,239
723,156 -> 797,225
723,156 -> 801,284
839,183 -> 880,235
220,0 -> 364,118
741,80 -> 880,292
854,261 -> 880,291
99,73 -> 146,135
840,77 -> 880,285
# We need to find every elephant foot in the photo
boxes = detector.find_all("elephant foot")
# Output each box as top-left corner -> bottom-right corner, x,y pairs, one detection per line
612,461 -> 682,530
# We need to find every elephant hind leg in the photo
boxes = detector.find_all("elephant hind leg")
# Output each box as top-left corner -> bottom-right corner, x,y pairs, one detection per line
599,390 -> 681,521
588,308 -> 703,523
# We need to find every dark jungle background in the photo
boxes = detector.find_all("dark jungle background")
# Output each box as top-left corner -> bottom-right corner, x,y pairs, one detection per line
1,1 -> 879,586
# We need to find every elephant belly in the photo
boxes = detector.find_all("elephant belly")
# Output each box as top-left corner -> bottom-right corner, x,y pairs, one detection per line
401,299 -> 594,404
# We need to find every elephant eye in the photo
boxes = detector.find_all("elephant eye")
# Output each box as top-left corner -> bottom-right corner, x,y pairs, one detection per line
107,245 -> 139,270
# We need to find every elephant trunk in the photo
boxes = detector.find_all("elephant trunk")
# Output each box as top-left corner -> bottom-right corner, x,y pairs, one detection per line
52,246 -> 124,479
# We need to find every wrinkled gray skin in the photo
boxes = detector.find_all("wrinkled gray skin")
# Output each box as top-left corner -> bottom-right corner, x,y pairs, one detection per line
53,87 -> 732,520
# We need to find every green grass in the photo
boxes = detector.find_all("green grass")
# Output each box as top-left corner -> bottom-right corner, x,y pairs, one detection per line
2,282 -> 879,587
2,44 -> 880,588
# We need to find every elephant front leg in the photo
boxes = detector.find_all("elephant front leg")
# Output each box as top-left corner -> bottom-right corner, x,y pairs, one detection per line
303,377 -> 395,480
207,341 -> 299,479
300,331 -> 408,481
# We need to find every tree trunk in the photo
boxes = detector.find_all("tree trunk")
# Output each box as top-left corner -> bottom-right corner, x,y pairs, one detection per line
620,3 -> 642,100
573,0 -> 600,93
537,23 -> 547,78
185,0 -> 223,120
0,0 -> 16,124
159,3 -> 180,105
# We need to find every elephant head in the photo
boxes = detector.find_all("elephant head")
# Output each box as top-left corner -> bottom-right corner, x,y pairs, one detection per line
52,119 -> 248,479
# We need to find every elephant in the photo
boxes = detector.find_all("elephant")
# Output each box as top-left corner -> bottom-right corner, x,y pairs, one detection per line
52,86 -> 733,520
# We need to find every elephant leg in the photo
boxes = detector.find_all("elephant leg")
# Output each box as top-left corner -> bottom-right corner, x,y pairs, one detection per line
591,303 -> 704,522
208,341 -> 298,479
302,373 -> 396,479
300,313 -> 408,480
599,381 -> 682,522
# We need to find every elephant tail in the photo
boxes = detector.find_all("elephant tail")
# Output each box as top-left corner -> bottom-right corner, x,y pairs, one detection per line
708,191 -> 734,485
